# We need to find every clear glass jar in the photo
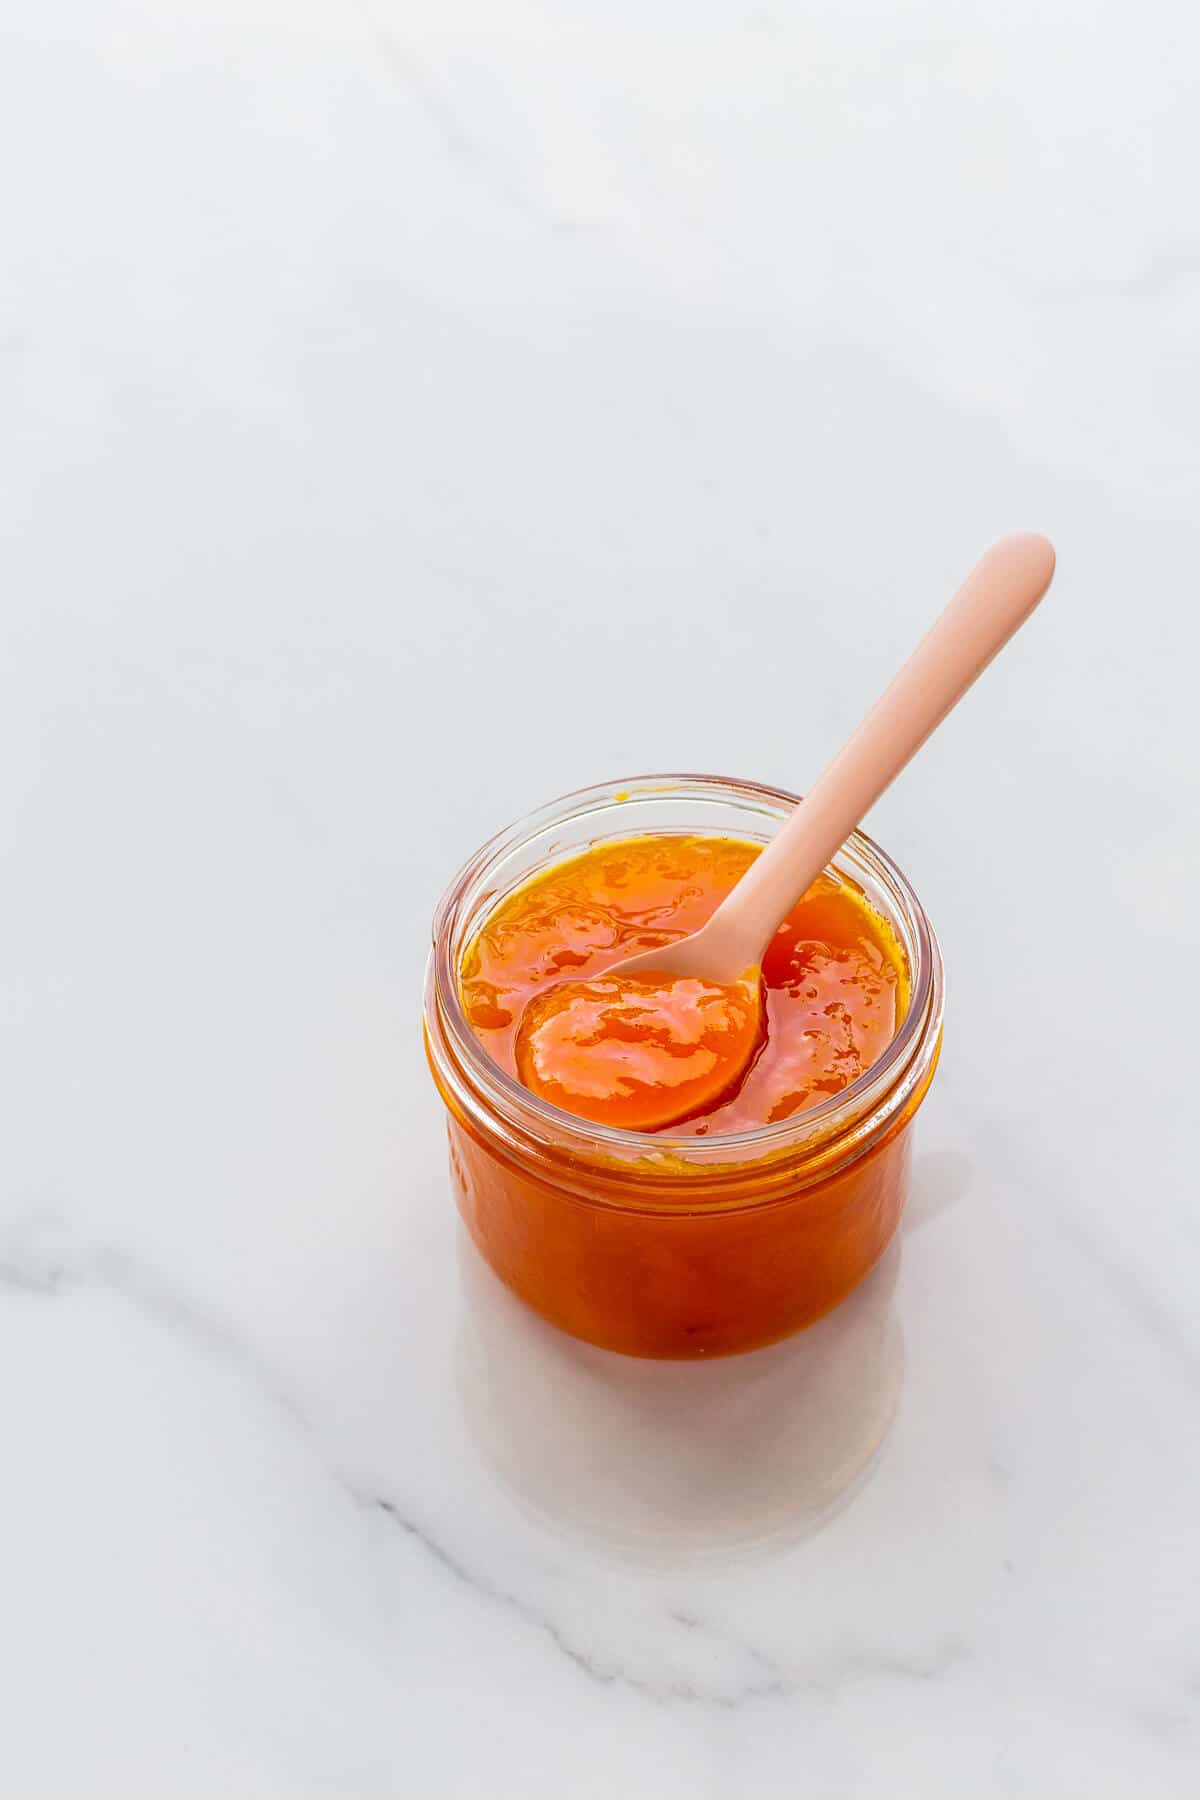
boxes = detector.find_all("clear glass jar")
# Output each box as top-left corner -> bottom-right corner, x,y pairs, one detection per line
424,775 -> 944,1358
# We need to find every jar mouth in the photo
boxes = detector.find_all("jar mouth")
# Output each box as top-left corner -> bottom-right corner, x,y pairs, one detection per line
427,774 -> 943,1179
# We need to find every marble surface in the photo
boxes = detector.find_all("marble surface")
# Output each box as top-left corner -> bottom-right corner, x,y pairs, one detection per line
2,3 -> 1198,1794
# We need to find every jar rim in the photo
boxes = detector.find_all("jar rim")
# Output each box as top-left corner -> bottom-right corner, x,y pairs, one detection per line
427,773 -> 943,1183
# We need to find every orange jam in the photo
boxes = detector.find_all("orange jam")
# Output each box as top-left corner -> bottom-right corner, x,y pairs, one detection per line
461,834 -> 909,1136
426,786 -> 943,1360
514,967 -> 764,1132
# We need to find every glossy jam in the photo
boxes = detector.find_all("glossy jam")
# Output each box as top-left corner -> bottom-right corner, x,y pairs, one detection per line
514,968 -> 763,1131
461,834 -> 908,1136
426,795 -> 943,1359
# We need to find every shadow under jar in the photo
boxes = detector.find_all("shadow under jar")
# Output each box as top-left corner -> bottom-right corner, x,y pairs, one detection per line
424,775 -> 944,1359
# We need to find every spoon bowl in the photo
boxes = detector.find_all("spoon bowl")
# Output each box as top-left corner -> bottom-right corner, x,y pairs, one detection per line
515,965 -> 763,1132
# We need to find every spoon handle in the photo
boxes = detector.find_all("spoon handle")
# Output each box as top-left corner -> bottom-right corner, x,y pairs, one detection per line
723,533 -> 1056,967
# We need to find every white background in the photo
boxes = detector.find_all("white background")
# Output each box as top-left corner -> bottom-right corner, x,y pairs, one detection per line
2,3 -> 1197,1795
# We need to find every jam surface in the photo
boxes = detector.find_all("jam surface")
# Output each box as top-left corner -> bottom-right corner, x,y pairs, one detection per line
514,967 -> 763,1131
461,833 -> 908,1136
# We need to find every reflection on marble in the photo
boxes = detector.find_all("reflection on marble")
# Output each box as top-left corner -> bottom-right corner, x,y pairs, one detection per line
457,1234 -> 904,1565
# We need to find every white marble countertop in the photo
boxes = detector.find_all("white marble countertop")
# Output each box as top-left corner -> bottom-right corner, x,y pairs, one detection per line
3,4 -> 1198,1795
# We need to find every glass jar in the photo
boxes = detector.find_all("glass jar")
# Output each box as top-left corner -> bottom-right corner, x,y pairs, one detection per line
424,775 -> 944,1359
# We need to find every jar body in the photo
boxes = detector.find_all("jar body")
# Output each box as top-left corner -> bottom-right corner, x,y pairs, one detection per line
446,1108 -> 920,1357
425,776 -> 944,1359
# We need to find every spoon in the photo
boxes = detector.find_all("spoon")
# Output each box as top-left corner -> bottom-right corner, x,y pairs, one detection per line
516,532 -> 1056,1130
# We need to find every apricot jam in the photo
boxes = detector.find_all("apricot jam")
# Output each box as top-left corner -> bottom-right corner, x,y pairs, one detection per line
425,777 -> 943,1358
462,834 -> 908,1136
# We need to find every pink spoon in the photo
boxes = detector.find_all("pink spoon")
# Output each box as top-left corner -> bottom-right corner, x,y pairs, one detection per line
518,533 -> 1056,1128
